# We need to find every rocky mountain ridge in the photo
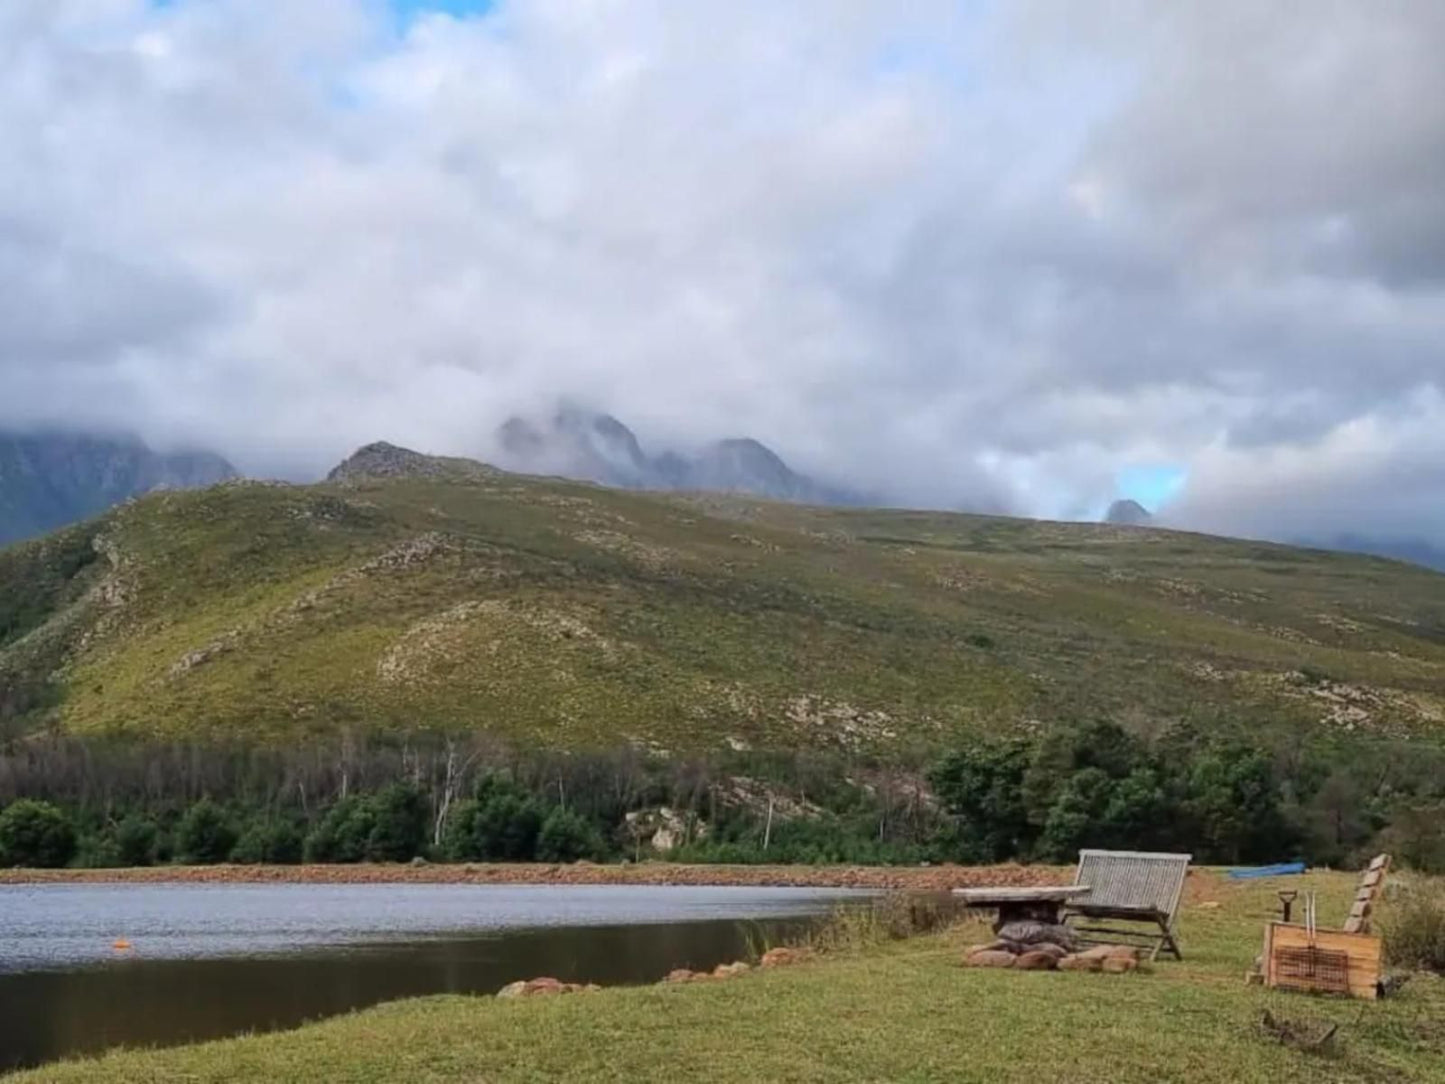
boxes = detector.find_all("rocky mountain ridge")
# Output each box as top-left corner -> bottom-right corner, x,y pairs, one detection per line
0,431 -> 236,547
495,407 -> 863,505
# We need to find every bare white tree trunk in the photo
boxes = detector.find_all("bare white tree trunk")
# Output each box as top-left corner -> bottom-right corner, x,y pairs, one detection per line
433,740 -> 458,848
431,737 -> 484,849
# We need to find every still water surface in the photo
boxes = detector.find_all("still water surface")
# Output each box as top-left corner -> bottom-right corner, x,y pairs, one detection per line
0,883 -> 862,1071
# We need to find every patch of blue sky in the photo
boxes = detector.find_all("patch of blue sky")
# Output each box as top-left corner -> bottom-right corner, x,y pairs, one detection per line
392,0 -> 494,26
1116,464 -> 1188,513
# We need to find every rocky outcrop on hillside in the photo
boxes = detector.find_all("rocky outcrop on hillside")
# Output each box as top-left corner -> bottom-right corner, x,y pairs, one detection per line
326,442 -> 497,484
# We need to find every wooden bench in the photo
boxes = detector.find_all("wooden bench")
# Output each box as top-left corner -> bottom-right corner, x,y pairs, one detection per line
1062,849 -> 1192,961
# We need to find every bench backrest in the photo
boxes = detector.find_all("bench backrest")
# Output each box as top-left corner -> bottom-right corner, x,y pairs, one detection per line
1072,849 -> 1192,919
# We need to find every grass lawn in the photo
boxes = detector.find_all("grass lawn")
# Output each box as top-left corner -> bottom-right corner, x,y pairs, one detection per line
10,870 -> 1444,1083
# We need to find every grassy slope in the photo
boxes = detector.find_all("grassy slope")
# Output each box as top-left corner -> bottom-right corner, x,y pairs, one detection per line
2,473 -> 1445,753
11,871 -> 1444,1083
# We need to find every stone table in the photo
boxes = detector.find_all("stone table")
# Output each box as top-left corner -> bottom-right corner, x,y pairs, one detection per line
953,885 -> 1093,931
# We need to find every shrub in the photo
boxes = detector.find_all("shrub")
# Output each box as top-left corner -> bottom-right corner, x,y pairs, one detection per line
232,819 -> 304,865
74,832 -> 123,869
1378,804 -> 1445,874
176,799 -> 238,864
114,815 -> 159,867
304,796 -> 375,863
1382,880 -> 1445,973
444,793 -> 543,862
0,800 -> 78,868
365,783 -> 428,863
536,807 -> 603,863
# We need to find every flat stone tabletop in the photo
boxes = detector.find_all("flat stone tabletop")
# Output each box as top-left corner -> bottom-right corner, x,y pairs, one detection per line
953,886 -> 1092,904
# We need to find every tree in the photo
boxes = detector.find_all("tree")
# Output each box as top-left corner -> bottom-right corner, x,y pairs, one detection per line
1182,746 -> 1293,863
365,783 -> 427,862
232,819 -> 304,865
537,807 -> 603,863
114,815 -> 159,867
443,791 -> 544,861
1035,767 -> 1115,862
0,800 -> 78,868
177,799 -> 238,864
304,796 -> 375,863
928,740 -> 1033,861
1021,720 -> 1142,827
1380,801 -> 1445,874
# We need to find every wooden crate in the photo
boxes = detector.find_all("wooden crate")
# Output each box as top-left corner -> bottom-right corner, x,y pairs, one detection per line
1263,922 -> 1380,1000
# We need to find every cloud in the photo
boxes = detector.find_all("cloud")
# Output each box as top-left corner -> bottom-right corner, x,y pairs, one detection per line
0,0 -> 1442,548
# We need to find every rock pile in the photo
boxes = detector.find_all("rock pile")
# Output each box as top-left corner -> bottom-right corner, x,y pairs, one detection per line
759,947 -> 812,968
962,921 -> 1142,973
662,957 -> 766,984
496,977 -> 601,998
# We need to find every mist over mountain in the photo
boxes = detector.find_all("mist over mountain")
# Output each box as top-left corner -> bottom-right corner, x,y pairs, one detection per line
1104,499 -> 1154,527
495,407 -> 866,505
4,4 -> 1445,565
0,431 -> 236,546
1304,535 -> 1445,574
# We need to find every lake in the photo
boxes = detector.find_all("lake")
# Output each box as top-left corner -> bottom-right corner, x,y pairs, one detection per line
0,882 -> 865,1072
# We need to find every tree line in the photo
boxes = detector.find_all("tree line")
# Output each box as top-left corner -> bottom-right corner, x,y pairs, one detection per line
0,724 -> 1441,871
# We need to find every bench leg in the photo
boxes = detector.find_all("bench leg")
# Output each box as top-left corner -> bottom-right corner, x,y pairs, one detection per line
1155,918 -> 1182,962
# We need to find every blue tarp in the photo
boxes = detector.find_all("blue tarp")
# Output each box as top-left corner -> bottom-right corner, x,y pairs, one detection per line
1226,861 -> 1306,879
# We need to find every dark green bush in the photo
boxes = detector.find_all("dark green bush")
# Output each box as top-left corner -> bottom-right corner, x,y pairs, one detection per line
114,815 -> 159,867
74,832 -> 123,869
536,807 -> 603,863
232,819 -> 304,865
365,783 -> 428,863
444,779 -> 545,861
176,799 -> 238,864
0,800 -> 78,868
304,796 -> 375,863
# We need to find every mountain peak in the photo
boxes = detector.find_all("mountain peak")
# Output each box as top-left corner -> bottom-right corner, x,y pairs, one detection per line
491,406 -> 859,505
327,442 -> 494,483
692,437 -> 806,498
1104,499 -> 1154,526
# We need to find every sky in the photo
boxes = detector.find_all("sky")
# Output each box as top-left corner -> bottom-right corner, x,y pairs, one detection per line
2,0 -> 1443,549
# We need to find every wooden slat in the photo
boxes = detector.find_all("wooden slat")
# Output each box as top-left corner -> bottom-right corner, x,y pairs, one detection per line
1071,850 -> 1190,918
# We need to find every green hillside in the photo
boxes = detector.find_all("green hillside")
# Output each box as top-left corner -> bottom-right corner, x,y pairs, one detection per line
3,459 -> 1444,754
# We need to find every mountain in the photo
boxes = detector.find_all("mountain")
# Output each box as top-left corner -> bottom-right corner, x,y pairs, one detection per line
498,407 -> 652,488
1311,534 -> 1445,574
4,453 -> 1443,754
495,407 -> 861,504
1104,499 -> 1154,526
0,431 -> 236,548
327,441 -> 497,484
